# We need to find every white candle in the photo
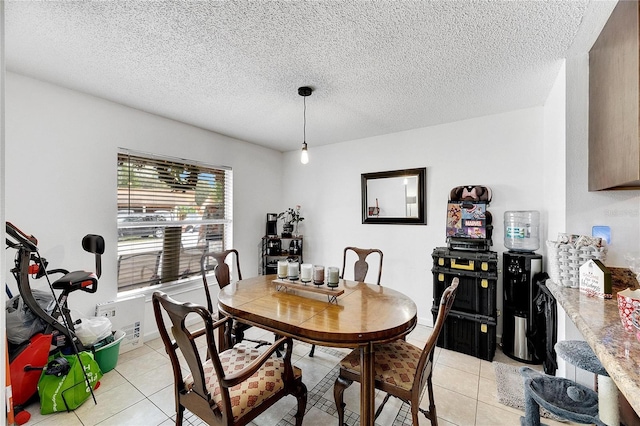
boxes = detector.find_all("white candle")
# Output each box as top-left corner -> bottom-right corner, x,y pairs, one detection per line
300,263 -> 313,282
313,265 -> 324,284
277,260 -> 288,279
288,262 -> 299,280
327,266 -> 340,287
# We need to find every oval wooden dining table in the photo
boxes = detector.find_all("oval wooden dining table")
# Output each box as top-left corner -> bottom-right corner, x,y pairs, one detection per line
217,274 -> 418,426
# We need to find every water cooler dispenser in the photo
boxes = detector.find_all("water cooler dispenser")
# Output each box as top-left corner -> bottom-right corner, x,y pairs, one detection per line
502,211 -> 543,363
502,251 -> 543,362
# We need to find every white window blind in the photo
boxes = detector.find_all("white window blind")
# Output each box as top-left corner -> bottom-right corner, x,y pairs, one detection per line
117,150 -> 232,292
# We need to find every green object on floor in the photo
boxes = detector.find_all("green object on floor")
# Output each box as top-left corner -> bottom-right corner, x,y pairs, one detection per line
94,330 -> 126,373
38,351 -> 102,414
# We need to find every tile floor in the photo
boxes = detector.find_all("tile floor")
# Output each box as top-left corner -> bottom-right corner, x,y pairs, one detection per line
20,324 -> 578,426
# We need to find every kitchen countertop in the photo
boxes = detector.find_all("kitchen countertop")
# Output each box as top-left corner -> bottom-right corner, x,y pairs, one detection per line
546,267 -> 640,414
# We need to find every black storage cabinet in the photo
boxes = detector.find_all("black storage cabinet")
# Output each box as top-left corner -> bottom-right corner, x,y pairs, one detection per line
432,247 -> 498,361
431,308 -> 497,361
432,267 -> 497,317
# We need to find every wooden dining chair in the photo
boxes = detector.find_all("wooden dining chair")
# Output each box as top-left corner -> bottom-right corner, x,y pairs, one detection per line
309,246 -> 383,357
340,246 -> 383,284
333,277 -> 459,426
200,249 -> 272,350
152,291 -> 307,426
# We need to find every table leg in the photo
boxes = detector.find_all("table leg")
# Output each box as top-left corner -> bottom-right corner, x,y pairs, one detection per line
360,343 -> 375,425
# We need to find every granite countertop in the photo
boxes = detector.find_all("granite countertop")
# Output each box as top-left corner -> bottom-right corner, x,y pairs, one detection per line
546,267 -> 640,414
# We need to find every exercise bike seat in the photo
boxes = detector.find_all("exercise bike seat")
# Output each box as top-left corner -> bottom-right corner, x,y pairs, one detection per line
51,234 -> 104,294
52,271 -> 98,293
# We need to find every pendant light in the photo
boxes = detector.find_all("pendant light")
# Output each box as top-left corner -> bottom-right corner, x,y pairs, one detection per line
298,86 -> 313,164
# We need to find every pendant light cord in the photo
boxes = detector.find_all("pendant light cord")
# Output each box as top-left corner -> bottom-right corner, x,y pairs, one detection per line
298,86 -> 312,164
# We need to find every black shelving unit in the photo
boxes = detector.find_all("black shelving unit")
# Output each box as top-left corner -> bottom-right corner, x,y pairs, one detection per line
259,236 -> 303,275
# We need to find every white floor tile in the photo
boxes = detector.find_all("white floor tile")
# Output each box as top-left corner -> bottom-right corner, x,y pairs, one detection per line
475,400 -> 523,426
294,406 -> 338,426
436,347 -> 482,375
115,349 -> 170,381
145,338 -> 165,351
432,384 -> 478,425
127,362 -> 175,397
433,362 -> 480,399
94,398 -> 169,426
251,394 -> 300,426
15,404 -> 83,426
20,326 -> 568,425
116,344 -> 155,364
147,384 -> 176,418
293,356 -> 333,390
74,381 -> 145,426
407,324 -> 433,344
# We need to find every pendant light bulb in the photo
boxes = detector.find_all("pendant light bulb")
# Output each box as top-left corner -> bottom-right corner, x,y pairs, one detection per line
298,86 -> 313,165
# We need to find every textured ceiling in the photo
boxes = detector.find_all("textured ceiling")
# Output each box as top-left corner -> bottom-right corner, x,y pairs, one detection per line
5,1 -> 616,152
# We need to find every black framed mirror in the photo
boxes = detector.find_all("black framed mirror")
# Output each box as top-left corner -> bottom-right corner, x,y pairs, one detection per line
361,167 -> 426,224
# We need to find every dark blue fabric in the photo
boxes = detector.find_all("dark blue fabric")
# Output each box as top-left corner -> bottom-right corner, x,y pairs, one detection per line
555,340 -> 608,376
519,367 -> 605,426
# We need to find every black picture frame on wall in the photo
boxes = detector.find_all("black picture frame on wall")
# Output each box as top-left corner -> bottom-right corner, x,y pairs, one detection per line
361,167 -> 427,225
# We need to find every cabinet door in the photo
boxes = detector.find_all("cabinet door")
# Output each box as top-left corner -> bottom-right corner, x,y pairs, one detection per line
589,0 -> 640,190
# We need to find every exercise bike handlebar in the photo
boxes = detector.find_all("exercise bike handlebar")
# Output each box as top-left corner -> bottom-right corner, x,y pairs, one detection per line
6,221 -> 39,252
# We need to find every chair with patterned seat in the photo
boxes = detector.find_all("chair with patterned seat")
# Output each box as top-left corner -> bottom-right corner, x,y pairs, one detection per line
152,291 -> 307,426
333,277 -> 459,426
309,246 -> 383,357
201,249 -> 273,351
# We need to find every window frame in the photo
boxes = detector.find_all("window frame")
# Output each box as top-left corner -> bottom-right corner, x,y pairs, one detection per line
116,149 -> 232,294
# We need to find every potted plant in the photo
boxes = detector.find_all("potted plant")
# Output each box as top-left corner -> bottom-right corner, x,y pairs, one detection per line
278,205 -> 304,237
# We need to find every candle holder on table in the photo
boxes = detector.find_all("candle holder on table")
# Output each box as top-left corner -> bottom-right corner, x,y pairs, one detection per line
313,265 -> 325,287
327,266 -> 340,288
287,261 -> 299,281
300,263 -> 313,285
272,264 -> 344,304
277,260 -> 288,280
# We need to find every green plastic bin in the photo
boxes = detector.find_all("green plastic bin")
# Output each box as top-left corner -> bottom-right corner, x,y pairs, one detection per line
94,330 -> 126,373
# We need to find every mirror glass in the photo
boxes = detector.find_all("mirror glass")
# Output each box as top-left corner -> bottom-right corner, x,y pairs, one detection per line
361,167 -> 426,224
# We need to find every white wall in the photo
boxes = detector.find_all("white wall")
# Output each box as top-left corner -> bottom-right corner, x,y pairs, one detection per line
4,73 -> 283,335
8,57 -> 638,346
543,61 -> 567,243
558,48 -> 640,385
564,54 -> 640,267
281,107 -> 556,331
281,50 -> 638,340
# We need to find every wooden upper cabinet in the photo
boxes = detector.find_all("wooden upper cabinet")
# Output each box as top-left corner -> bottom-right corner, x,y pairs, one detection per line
589,0 -> 640,190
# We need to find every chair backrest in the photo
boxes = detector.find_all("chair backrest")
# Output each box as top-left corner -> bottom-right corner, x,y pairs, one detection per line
340,246 -> 383,285
152,290 -> 229,424
414,277 -> 458,395
81,234 -> 104,278
200,249 -> 242,312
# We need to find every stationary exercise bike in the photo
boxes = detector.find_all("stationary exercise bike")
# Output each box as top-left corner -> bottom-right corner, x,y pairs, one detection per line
5,222 -> 104,422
